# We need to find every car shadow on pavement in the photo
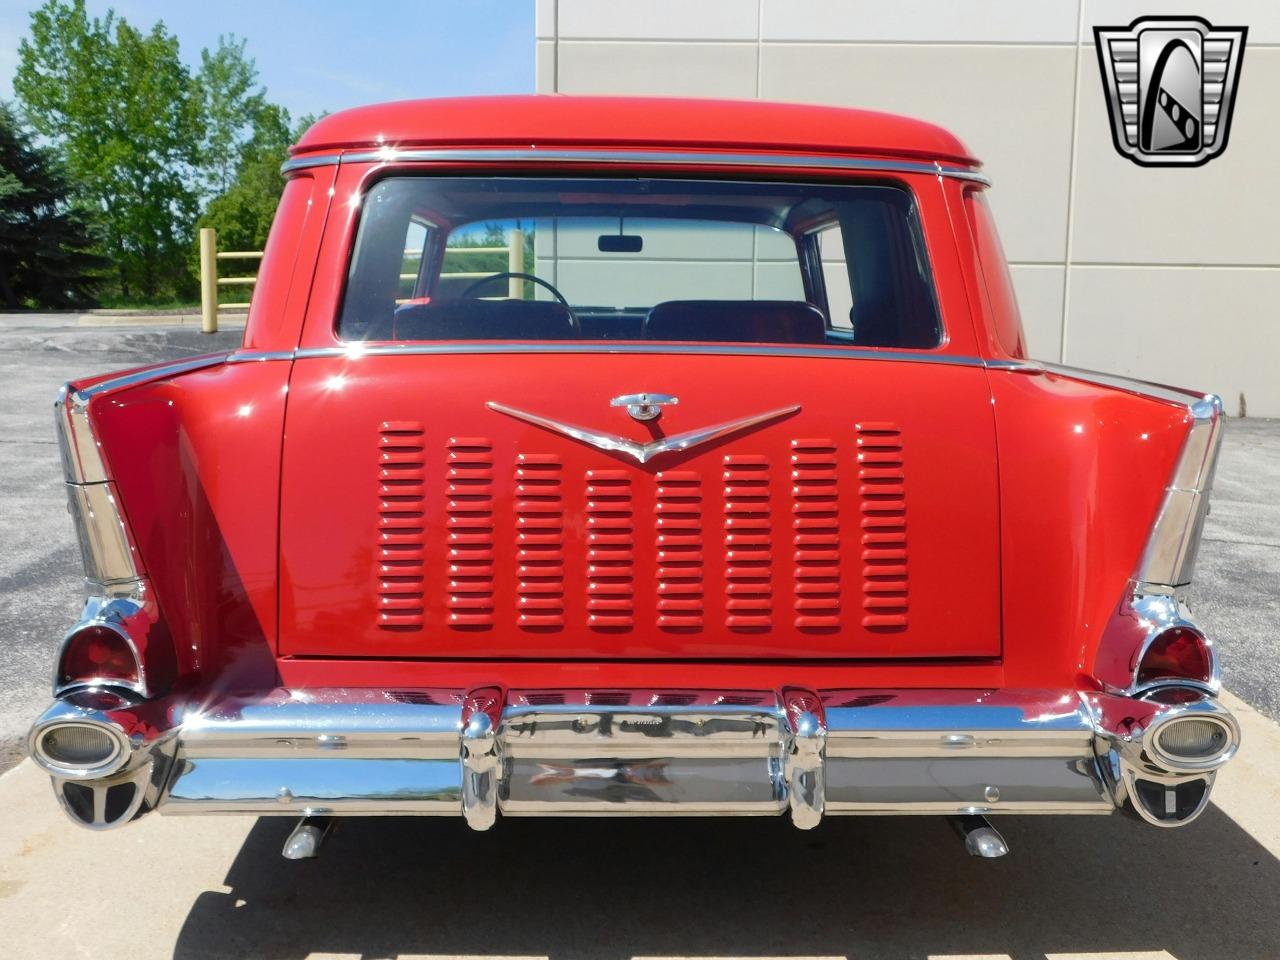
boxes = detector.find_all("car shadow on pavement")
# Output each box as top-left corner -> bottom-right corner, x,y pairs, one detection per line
173,806 -> 1279,960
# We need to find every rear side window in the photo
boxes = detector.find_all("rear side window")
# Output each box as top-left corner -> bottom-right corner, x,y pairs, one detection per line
338,176 -> 942,349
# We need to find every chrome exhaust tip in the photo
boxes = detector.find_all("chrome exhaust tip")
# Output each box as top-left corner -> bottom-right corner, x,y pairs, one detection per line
951,814 -> 1009,858
282,816 -> 334,860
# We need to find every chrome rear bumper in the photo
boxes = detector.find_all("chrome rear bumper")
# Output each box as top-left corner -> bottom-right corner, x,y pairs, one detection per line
27,685 -> 1238,831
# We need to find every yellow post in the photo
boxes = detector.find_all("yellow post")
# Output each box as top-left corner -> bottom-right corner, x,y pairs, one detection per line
508,228 -> 525,299
199,227 -> 218,334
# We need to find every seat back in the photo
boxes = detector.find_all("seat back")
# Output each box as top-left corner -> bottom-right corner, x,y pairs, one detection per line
643,300 -> 827,344
381,299 -> 578,341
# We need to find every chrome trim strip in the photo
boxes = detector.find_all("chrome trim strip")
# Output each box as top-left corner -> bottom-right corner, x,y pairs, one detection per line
487,400 -> 800,465
55,385 -> 107,484
74,354 -> 231,399
225,350 -> 295,363
281,147 -> 991,185
992,359 -> 1212,409
281,153 -> 341,174
296,342 -> 988,366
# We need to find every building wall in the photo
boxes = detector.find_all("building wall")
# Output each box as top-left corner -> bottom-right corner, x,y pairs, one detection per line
535,0 -> 1280,416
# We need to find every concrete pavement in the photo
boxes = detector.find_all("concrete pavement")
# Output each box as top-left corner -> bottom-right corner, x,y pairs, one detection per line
2,313 -> 1279,959
0,690 -> 1276,959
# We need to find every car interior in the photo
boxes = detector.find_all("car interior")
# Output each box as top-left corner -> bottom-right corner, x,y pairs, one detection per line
339,177 -> 942,349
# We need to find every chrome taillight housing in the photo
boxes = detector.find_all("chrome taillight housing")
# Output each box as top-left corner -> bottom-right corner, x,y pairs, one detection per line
1136,626 -> 1213,688
57,622 -> 143,692
54,385 -> 144,592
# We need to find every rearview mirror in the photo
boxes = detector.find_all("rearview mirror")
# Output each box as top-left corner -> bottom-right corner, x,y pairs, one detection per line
598,234 -> 643,253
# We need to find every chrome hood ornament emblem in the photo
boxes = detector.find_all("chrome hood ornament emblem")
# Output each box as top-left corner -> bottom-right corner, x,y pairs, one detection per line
611,392 -> 677,422
487,401 -> 800,465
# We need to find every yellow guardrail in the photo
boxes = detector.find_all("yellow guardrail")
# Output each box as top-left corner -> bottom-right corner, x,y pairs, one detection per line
198,227 -> 525,334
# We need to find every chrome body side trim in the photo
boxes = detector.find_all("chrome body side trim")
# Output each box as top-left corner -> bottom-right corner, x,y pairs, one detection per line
296,342 -> 989,366
994,358 -> 1214,410
71,354 -> 230,400
281,153 -> 342,174
487,400 -> 800,465
282,147 -> 991,185
28,685 -> 1239,829
225,350 -> 295,363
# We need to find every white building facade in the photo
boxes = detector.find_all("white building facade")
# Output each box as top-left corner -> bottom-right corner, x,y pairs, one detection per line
535,0 -> 1280,416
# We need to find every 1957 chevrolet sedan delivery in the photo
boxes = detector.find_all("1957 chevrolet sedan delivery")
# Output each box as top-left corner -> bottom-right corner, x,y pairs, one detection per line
29,96 -> 1237,858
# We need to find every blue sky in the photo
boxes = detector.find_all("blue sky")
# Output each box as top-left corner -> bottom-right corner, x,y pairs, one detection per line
0,0 -> 534,122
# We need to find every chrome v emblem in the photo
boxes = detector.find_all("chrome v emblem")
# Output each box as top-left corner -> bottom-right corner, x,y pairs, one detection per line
486,401 -> 800,464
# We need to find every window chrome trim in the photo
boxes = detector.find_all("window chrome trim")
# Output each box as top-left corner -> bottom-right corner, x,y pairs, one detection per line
281,148 -> 991,186
294,342 -> 989,367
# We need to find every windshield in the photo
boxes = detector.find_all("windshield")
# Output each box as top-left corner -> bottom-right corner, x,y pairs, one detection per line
337,176 -> 941,348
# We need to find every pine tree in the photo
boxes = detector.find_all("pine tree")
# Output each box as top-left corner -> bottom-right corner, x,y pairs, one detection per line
0,103 -> 105,308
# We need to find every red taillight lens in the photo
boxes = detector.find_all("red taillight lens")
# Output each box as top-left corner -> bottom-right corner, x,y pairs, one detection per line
58,625 -> 139,688
1137,627 -> 1212,687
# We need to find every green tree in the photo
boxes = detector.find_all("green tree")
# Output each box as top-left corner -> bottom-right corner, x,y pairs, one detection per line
198,106 -> 313,254
0,103 -> 105,308
194,34 -> 267,198
15,0 -> 201,299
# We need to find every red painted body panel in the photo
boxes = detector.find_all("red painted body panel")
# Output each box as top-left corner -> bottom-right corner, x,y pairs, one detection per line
292,95 -> 979,166
278,353 -> 1002,659
988,368 -> 1189,687
89,361 -> 289,691
60,97 -> 1204,702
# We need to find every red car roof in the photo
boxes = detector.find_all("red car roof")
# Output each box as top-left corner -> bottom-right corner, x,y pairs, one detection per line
292,95 -> 978,167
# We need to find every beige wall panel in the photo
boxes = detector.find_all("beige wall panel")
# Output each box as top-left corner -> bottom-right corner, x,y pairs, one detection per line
1071,47 -> 1279,265
760,43 -> 1076,264
556,259 -> 755,305
536,0 -> 555,40
762,0 -> 1080,43
754,261 -> 806,299
555,41 -> 758,97
1065,265 -> 1280,416
1080,0 -> 1280,42
1009,264 -> 1065,360
556,0 -> 759,40
554,220 -> 758,259
536,39 -> 556,93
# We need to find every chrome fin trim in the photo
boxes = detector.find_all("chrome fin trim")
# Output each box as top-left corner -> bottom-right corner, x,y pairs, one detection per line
487,401 -> 800,464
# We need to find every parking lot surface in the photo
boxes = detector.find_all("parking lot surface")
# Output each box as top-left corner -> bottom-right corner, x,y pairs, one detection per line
1,691 -> 1277,960
1,313 -> 1278,959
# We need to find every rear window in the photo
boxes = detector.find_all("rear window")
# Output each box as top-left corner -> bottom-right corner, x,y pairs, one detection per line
338,176 -> 941,349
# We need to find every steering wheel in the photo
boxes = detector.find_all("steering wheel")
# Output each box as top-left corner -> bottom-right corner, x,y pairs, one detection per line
458,272 -> 581,335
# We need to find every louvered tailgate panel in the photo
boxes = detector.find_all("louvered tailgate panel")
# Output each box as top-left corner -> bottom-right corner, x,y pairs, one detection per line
279,354 -> 1000,660
365,428 -> 935,654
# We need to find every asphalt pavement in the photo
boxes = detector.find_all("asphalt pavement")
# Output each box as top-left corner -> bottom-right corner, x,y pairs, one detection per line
2,311 -> 1276,763
1,312 -> 1278,960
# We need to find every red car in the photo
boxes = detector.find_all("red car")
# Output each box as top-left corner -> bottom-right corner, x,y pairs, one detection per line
29,96 -> 1236,858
